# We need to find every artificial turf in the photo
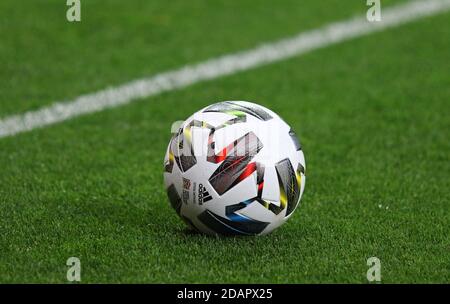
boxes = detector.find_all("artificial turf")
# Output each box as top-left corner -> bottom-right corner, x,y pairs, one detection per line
0,0 -> 449,283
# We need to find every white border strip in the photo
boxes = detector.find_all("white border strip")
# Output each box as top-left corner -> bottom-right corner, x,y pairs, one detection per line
1,0 -> 449,138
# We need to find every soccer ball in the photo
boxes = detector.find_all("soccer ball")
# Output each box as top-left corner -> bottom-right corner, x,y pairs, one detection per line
163,101 -> 306,236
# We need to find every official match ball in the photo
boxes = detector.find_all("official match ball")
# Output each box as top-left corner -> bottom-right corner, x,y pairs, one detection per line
163,101 -> 306,236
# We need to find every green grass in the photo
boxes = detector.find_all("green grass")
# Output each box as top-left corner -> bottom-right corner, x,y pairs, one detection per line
0,0 -> 449,283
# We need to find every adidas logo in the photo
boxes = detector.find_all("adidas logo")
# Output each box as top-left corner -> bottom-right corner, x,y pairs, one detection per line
198,183 -> 212,205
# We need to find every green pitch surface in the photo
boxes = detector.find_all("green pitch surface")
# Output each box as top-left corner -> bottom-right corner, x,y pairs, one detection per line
0,0 -> 449,283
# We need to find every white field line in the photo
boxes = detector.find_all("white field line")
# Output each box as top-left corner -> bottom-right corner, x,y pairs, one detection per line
1,0 -> 449,139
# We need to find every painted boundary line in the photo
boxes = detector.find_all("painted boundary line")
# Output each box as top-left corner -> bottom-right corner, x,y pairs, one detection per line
1,0 -> 449,139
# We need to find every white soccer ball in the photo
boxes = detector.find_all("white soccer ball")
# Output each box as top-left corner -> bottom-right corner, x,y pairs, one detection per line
163,101 -> 306,236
